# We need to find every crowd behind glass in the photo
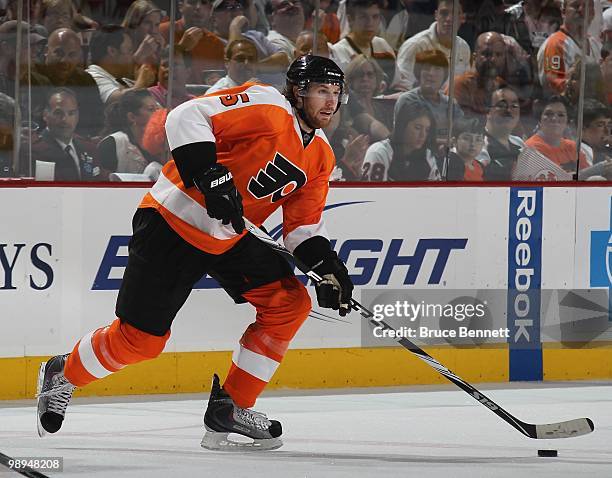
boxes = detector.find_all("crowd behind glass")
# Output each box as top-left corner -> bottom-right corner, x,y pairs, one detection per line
0,0 -> 610,182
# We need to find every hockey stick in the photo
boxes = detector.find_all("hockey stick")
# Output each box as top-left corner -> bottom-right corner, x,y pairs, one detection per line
244,218 -> 595,439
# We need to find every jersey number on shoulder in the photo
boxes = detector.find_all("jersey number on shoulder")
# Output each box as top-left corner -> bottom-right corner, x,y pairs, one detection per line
220,93 -> 250,107
248,153 -> 307,202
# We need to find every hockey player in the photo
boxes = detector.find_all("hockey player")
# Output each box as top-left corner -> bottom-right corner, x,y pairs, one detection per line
36,55 -> 354,451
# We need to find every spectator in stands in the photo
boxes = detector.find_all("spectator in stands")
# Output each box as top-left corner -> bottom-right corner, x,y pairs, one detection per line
86,25 -> 157,104
294,29 -> 331,58
211,0 -> 290,72
0,93 -> 15,177
333,130 -> 370,180
480,85 -> 524,181
97,89 -> 160,174
302,0 -> 341,44
392,0 -> 470,92
266,0 -> 305,60
141,107 -> 170,180
601,48 -> 612,107
148,46 -> 195,108
395,49 -> 464,149
1,0 -> 43,26
602,6 -> 612,59
122,0 -> 165,68
39,28 -> 105,137
446,117 -> 485,181
345,54 -> 391,131
0,21 -> 51,126
207,38 -> 259,93
159,0 -> 227,84
524,95 -> 586,175
331,0 -> 395,86
385,0 -> 436,52
537,0 -> 601,96
581,99 -> 611,166
41,0 -> 98,33
362,101 -> 439,181
503,0 -> 562,55
24,87 -> 103,180
451,31 -> 506,118
563,57 -> 606,110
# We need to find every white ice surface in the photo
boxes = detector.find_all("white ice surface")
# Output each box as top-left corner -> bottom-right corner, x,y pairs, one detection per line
1,382 -> 610,478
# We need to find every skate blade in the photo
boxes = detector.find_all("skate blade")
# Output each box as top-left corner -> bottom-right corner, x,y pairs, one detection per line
201,431 -> 283,452
36,362 -> 48,438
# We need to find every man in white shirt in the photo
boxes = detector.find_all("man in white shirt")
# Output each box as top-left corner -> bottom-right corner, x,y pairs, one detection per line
207,38 -> 259,93
331,0 -> 395,83
266,0 -> 305,60
392,0 -> 470,92
86,25 -> 156,104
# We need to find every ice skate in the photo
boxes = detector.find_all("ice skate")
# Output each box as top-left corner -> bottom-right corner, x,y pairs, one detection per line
36,354 -> 76,437
201,374 -> 283,451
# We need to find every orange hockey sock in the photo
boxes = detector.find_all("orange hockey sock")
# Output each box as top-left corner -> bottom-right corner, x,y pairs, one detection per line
224,277 -> 311,408
64,319 -> 170,387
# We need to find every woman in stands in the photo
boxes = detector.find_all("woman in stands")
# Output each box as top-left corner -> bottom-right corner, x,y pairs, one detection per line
345,54 -> 392,131
361,101 -> 439,181
525,95 -> 586,175
122,0 -> 165,68
97,89 -> 160,176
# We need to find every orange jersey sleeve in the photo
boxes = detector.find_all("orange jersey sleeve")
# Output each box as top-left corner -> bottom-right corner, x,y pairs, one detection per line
142,83 -> 338,255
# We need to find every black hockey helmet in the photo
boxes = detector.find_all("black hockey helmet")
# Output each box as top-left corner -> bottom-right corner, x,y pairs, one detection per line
285,54 -> 348,110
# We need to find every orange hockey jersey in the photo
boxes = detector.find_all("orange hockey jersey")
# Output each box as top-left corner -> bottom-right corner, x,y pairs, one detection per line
139,83 -> 336,255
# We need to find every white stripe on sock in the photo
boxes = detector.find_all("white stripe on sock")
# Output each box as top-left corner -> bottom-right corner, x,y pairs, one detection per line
78,331 -> 113,379
232,346 -> 280,382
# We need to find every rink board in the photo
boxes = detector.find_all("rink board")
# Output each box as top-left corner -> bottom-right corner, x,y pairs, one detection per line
1,184 -> 612,398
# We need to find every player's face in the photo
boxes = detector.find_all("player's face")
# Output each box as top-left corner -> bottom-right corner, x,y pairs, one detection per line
301,83 -> 341,128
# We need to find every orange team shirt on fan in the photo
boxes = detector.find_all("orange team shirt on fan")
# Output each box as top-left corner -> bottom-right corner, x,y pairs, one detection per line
159,19 -> 225,82
140,83 -> 336,255
537,29 -> 601,95
524,134 -> 587,169
463,159 -> 483,181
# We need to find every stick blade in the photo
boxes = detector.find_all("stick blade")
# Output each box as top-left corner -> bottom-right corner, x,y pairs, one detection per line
535,418 -> 594,439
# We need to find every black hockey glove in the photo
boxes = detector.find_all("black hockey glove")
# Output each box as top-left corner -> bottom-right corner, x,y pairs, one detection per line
312,251 -> 354,317
193,164 -> 245,234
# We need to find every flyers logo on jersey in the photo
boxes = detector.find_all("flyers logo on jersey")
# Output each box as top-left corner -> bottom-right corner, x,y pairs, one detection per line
247,153 -> 307,202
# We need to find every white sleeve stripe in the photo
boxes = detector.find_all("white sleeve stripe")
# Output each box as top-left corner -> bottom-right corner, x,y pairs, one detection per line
284,220 -> 329,253
78,331 -> 113,379
231,346 -> 280,382
150,171 -> 238,239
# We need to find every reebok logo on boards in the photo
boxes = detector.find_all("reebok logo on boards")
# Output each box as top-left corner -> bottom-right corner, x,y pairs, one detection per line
247,153 -> 307,202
